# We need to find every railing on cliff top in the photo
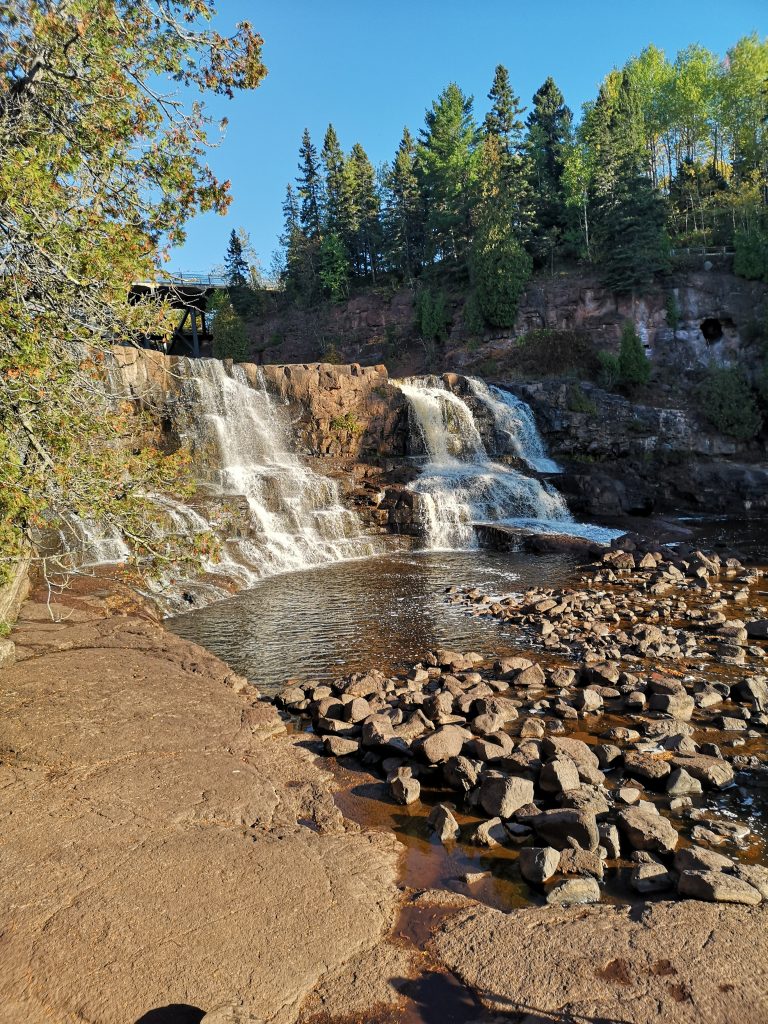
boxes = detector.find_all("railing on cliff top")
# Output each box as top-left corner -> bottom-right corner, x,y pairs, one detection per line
669,246 -> 735,257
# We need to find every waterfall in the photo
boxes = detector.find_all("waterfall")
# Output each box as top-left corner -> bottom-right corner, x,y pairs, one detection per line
397,376 -> 616,549
163,359 -> 379,593
466,378 -> 561,474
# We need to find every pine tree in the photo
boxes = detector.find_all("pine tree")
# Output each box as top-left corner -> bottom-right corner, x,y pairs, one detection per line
383,127 -> 425,282
417,83 -> 477,268
297,128 -> 322,239
588,72 -> 668,292
617,320 -> 651,391
482,66 -> 534,244
321,123 -> 348,235
526,77 -> 573,265
346,143 -> 382,281
224,228 -> 250,286
212,292 -> 251,362
280,183 -> 320,301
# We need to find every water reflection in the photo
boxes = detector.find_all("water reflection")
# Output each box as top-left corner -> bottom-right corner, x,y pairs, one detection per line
168,549 -> 575,693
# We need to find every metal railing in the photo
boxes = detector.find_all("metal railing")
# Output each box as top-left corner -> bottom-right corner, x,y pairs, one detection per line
669,246 -> 735,257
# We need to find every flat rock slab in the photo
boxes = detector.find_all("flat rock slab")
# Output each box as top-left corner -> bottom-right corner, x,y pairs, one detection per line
0,603 -> 400,1024
432,900 -> 768,1024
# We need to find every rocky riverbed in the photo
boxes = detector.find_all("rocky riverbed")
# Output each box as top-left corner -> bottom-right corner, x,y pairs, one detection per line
277,538 -> 768,913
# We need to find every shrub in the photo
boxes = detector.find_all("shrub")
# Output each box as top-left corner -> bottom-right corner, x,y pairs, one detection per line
618,321 -> 651,392
330,412 -> 363,434
665,293 -> 680,330
697,366 -> 762,441
597,350 -> 620,390
462,291 -> 486,337
470,231 -> 532,328
734,227 -> 768,284
415,287 -> 451,343
567,384 -> 597,415
211,292 -> 250,362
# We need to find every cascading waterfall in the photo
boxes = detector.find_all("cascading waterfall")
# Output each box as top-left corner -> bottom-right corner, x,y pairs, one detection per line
157,358 -> 379,599
397,376 -> 616,549
466,378 -> 561,474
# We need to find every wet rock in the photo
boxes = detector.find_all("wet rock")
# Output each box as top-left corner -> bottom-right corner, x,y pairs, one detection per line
428,803 -> 459,843
678,870 -> 762,905
666,767 -> 702,797
390,769 -> 420,806
617,806 -> 678,854
539,756 -> 580,794
530,809 -> 600,851
472,817 -> 508,848
518,846 -> 560,884
421,725 -> 468,764
546,877 -> 601,906
478,774 -> 535,819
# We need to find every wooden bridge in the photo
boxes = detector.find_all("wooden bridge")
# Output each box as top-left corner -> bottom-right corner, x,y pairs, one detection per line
129,273 -> 229,357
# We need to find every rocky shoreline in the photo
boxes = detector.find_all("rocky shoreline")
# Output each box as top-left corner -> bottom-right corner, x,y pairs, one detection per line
278,538 -> 768,916
2,544 -> 768,1023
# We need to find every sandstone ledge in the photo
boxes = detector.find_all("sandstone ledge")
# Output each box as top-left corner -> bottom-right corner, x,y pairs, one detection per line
431,899 -> 768,1024
0,595 -> 401,1024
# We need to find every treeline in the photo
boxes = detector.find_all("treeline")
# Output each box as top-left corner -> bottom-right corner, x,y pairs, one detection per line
272,34 -> 767,328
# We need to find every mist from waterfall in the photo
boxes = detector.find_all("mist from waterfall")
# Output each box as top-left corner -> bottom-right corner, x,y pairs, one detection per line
397,376 -> 617,549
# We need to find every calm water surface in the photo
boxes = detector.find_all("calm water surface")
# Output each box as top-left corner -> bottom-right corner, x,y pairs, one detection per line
168,549 -> 575,693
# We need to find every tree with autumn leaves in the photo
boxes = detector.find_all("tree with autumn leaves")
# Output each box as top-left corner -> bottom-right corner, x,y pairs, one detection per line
0,1 -> 266,583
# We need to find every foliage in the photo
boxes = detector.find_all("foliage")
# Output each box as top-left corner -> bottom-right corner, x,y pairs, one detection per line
597,351 -> 621,389
567,385 -> 598,415
224,229 -> 250,286
511,328 -> 599,378
0,621 -> 9,638
319,233 -> 350,300
462,293 -> 487,337
697,367 -> 762,440
415,288 -> 451,343
330,412 -> 363,434
734,227 -> 768,283
212,293 -> 251,362
617,321 -> 651,391
0,1 -> 265,584
665,294 -> 681,330
470,224 -> 532,328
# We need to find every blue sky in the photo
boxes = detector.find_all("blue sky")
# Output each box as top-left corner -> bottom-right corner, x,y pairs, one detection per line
169,0 -> 767,274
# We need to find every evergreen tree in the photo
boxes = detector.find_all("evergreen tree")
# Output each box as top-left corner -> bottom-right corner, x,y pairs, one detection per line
212,292 -> 251,362
383,127 -> 425,282
526,77 -> 573,264
588,73 -> 668,292
617,320 -> 651,391
319,233 -> 350,300
417,83 -> 477,268
297,128 -> 322,239
321,123 -> 348,235
482,66 -> 534,243
224,228 -> 250,286
280,182 -> 320,302
345,143 -> 382,280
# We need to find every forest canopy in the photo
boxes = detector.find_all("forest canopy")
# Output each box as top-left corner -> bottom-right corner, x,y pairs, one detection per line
277,35 -> 768,316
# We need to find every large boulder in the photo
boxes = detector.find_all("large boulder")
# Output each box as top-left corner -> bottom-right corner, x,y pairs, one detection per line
617,806 -> 678,854
479,774 -> 535,819
529,809 -> 599,851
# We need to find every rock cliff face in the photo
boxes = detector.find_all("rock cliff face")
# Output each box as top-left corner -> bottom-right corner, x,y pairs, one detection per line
247,266 -> 768,382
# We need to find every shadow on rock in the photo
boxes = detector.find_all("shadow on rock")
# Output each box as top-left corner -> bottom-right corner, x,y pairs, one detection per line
134,1006 -> 205,1024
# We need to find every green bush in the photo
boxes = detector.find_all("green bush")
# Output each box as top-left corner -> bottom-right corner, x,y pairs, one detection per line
665,293 -> 680,330
697,366 -> 762,440
618,321 -> 651,392
512,328 -> 599,378
567,384 -> 598,415
734,227 -> 768,284
597,350 -> 620,390
330,412 -> 363,434
470,231 -> 532,328
462,291 -> 486,337
319,232 -> 350,300
415,287 -> 451,342
211,292 -> 251,362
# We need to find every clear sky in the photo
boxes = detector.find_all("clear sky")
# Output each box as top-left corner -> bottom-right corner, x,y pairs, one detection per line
168,0 -> 767,274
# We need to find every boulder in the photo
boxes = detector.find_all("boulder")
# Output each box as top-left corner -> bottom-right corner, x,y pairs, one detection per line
428,803 -> 459,844
631,862 -> 674,893
678,870 -> 762,905
390,771 -> 420,806
558,847 -> 604,880
546,877 -> 601,906
323,736 -> 360,757
478,774 -> 535,819
539,756 -> 580,794
472,817 -> 508,848
617,806 -> 678,854
518,846 -> 560,884
674,846 -> 733,873
666,767 -> 702,797
623,751 -> 671,783
421,725 -> 468,764
530,809 -> 599,851
670,754 -> 734,789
